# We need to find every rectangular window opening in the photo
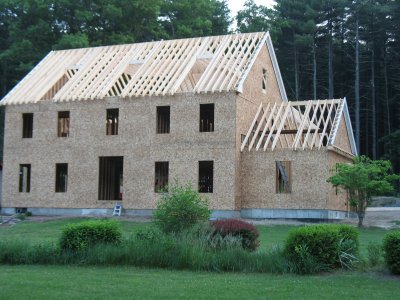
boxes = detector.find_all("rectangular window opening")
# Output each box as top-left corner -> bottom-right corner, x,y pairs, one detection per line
98,156 -> 123,200
55,163 -> 68,193
22,113 -> 33,138
156,106 -> 170,134
276,161 -> 291,193
200,104 -> 214,132
58,111 -> 70,137
199,161 -> 213,193
19,164 -> 31,192
155,161 -> 169,192
262,69 -> 267,91
106,108 -> 119,135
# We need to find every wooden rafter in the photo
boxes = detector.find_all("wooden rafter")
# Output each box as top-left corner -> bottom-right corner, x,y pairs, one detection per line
241,99 -> 353,153
1,32 -> 268,105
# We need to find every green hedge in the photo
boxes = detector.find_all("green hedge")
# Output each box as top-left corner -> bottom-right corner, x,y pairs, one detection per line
284,224 -> 359,273
383,230 -> 400,275
60,219 -> 121,251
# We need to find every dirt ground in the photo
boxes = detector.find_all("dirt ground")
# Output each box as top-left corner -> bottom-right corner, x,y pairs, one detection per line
340,208 -> 400,229
247,208 -> 400,229
1,208 -> 399,229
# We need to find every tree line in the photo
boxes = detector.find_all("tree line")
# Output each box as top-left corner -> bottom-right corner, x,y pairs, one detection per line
0,0 -> 399,172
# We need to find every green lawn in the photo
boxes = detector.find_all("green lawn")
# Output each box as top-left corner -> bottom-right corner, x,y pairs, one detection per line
1,265 -> 399,300
1,217 -> 399,299
0,217 -> 149,243
0,218 -> 395,256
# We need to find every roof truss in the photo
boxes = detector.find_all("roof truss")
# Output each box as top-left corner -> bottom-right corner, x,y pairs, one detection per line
240,99 -> 356,155
1,32 -> 269,105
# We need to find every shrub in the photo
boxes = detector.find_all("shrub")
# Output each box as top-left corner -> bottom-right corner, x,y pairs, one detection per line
284,224 -> 359,273
289,244 -> 328,275
16,213 -> 26,221
211,219 -> 260,251
336,224 -> 359,253
135,226 -> 163,242
154,182 -> 210,233
383,230 -> 400,275
0,228 -> 295,274
60,219 -> 121,251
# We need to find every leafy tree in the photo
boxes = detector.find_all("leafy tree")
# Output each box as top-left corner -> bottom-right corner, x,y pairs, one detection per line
52,0 -> 165,45
160,0 -> 230,38
235,0 -> 275,34
327,156 -> 399,227
0,0 -> 57,97
53,32 -> 89,50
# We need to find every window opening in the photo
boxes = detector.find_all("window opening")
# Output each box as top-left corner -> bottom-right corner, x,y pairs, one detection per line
156,106 -> 170,134
55,163 -> 68,192
22,113 -> 33,138
98,156 -> 123,200
276,161 -> 291,193
199,161 -> 213,193
106,108 -> 119,135
58,111 -> 70,137
262,69 -> 267,91
200,104 -> 214,132
19,164 -> 31,192
155,161 -> 169,192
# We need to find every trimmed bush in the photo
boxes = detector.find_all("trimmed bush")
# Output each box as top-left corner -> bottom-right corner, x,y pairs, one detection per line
154,182 -> 210,233
284,224 -> 359,273
336,224 -> 359,251
383,230 -> 400,275
60,219 -> 121,251
211,219 -> 260,251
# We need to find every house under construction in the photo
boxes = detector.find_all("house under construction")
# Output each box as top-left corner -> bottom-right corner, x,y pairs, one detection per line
0,32 -> 357,219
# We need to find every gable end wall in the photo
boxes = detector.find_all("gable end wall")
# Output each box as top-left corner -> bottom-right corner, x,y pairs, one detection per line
235,43 -> 284,209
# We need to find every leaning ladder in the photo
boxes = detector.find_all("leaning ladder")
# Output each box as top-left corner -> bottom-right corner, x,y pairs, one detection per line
113,203 -> 122,217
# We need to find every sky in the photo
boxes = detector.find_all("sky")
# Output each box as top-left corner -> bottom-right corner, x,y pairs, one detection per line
227,0 -> 276,19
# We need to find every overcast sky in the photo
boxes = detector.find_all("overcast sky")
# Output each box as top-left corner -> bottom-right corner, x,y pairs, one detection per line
227,0 -> 276,19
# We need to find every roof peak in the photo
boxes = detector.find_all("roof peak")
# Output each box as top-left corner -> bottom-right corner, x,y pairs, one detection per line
53,32 -> 268,53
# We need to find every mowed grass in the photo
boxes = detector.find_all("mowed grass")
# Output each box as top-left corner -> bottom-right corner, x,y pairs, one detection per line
1,265 -> 399,300
0,217 -> 149,243
1,218 -> 399,299
0,217 -> 395,255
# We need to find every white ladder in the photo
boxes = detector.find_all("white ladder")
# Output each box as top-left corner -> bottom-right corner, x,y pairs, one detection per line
113,203 -> 122,216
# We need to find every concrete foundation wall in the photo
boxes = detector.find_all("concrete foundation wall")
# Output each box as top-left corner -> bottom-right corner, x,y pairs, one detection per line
2,92 -> 237,211
241,208 -> 353,220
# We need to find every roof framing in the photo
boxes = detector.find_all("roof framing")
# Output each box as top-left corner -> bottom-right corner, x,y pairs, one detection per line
240,98 -> 357,155
1,32 -> 277,105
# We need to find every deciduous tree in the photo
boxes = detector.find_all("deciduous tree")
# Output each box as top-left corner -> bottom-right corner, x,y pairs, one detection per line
327,156 -> 399,227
